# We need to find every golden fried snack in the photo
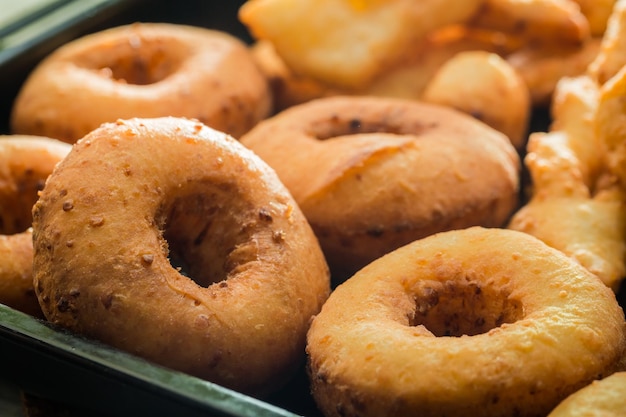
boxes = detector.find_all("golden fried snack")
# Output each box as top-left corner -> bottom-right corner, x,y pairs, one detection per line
363,25 -> 523,101
250,26 -> 519,112
571,0 -> 618,36
250,40 -> 340,111
0,136 -> 70,317
11,23 -> 271,142
509,191 -> 626,291
508,73 -> 626,290
422,50 -> 531,150
468,0 -> 591,45
239,0 -> 484,89
32,117 -> 331,396
240,96 -> 520,279
307,227 -> 626,417
597,68 -> 626,190
594,11 -> 626,191
525,76 -> 603,195
589,0 -> 626,84
507,37 -> 602,107
509,0 -> 626,290
591,0 -> 626,197
548,372 -> 626,416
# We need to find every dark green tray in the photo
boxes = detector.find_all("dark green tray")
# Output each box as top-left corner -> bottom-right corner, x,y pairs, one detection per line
0,303 -> 302,417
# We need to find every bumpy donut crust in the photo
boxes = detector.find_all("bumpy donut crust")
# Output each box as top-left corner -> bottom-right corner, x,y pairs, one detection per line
32,117 -> 330,396
11,23 -> 271,142
306,227 -> 626,417
0,135 -> 70,317
240,96 -> 521,278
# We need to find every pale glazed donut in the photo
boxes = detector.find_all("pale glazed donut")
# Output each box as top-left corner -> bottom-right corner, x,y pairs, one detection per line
548,371 -> 626,416
240,96 -> 521,278
0,135 -> 71,317
306,227 -> 626,417
10,23 -> 271,143
31,117 -> 330,396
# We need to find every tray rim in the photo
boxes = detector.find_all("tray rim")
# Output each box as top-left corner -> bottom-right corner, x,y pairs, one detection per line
0,303 -> 303,417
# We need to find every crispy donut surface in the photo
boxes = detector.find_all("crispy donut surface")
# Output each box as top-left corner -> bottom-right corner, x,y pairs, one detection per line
0,135 -> 70,317
32,117 -> 330,396
240,96 -> 521,279
306,227 -> 626,417
11,23 -> 271,142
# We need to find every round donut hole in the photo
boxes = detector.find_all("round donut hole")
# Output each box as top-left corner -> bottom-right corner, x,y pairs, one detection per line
410,280 -> 523,337
160,184 -> 259,288
87,38 -> 187,86
0,170 -> 47,235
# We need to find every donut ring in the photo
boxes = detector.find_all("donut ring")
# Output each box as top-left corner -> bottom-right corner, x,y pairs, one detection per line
548,372 -> 626,416
240,96 -> 521,278
306,227 -> 626,417
32,117 -> 330,396
0,135 -> 70,317
11,23 -> 271,143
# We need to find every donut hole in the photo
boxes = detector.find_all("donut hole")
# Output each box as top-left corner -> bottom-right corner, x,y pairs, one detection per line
310,114 -> 431,139
410,280 -> 523,337
0,168 -> 47,235
81,37 -> 188,85
160,183 -> 258,287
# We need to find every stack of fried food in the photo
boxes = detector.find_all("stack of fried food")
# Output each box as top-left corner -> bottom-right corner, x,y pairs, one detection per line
242,2 -> 626,414
508,0 -> 626,292
240,0 -> 613,151
240,0 -> 626,291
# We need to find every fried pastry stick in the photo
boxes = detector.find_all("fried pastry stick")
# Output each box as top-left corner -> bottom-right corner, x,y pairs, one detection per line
509,0 -> 626,291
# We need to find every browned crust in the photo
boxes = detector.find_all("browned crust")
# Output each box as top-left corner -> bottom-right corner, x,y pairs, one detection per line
240,96 -> 521,278
11,23 -> 271,143
31,117 -> 330,397
0,135 -> 71,317
307,227 -> 626,417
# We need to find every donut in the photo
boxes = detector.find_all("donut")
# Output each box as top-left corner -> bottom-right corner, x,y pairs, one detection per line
10,23 -> 271,143
306,227 -> 626,417
31,117 -> 330,396
239,96 -> 521,278
547,372 -> 626,416
0,135 -> 71,317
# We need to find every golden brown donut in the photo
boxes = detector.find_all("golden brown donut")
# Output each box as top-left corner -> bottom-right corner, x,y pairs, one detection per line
240,96 -> 521,278
31,117 -> 330,397
0,135 -> 70,317
548,372 -> 626,416
10,23 -> 271,143
306,227 -> 626,417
